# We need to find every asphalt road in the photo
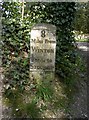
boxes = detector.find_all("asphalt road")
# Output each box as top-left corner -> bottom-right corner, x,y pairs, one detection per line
0,68 -> 3,120
77,42 -> 89,119
68,42 -> 89,119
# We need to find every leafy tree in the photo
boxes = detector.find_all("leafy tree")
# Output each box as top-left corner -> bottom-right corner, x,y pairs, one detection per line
86,2 -> 89,33
74,2 -> 89,33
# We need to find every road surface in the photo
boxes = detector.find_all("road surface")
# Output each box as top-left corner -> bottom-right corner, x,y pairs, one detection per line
68,42 -> 88,119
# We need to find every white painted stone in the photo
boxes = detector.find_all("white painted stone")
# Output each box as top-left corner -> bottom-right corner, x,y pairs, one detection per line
30,23 -> 56,81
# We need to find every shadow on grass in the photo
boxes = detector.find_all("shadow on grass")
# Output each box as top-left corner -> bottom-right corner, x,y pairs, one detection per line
2,47 -> 87,118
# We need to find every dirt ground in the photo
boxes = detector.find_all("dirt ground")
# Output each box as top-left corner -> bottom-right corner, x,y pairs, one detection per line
0,42 -> 88,119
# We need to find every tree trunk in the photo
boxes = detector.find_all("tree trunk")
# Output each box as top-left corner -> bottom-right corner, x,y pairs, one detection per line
22,0 -> 24,20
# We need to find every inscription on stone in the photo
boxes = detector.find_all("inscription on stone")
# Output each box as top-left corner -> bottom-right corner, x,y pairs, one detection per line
30,23 -> 56,73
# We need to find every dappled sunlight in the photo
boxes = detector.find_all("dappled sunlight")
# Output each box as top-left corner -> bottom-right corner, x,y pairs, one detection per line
53,80 -> 66,98
1,1 -> 88,119
78,46 -> 89,51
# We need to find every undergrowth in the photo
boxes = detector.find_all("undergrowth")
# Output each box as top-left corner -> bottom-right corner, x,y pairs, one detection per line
1,2 -> 86,118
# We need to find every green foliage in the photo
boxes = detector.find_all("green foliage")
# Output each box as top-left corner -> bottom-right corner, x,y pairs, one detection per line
25,100 -> 40,118
74,2 -> 89,33
36,81 -> 53,101
2,2 -> 76,81
1,2 -> 80,118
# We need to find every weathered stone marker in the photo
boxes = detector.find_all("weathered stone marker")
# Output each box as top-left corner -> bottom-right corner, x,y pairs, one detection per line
30,23 -> 56,82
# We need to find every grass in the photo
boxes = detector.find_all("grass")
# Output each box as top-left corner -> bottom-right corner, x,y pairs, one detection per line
76,38 -> 89,42
2,75 -> 79,118
2,49 -> 86,118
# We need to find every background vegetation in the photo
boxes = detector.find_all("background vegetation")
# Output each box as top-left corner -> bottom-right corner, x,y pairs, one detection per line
74,2 -> 89,34
73,2 -> 89,42
1,2 -> 87,118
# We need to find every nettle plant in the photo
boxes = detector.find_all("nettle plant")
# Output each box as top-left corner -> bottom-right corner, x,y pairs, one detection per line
1,2 -> 82,118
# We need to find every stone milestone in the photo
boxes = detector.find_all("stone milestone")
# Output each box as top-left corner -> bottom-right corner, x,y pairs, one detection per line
30,23 -> 56,81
